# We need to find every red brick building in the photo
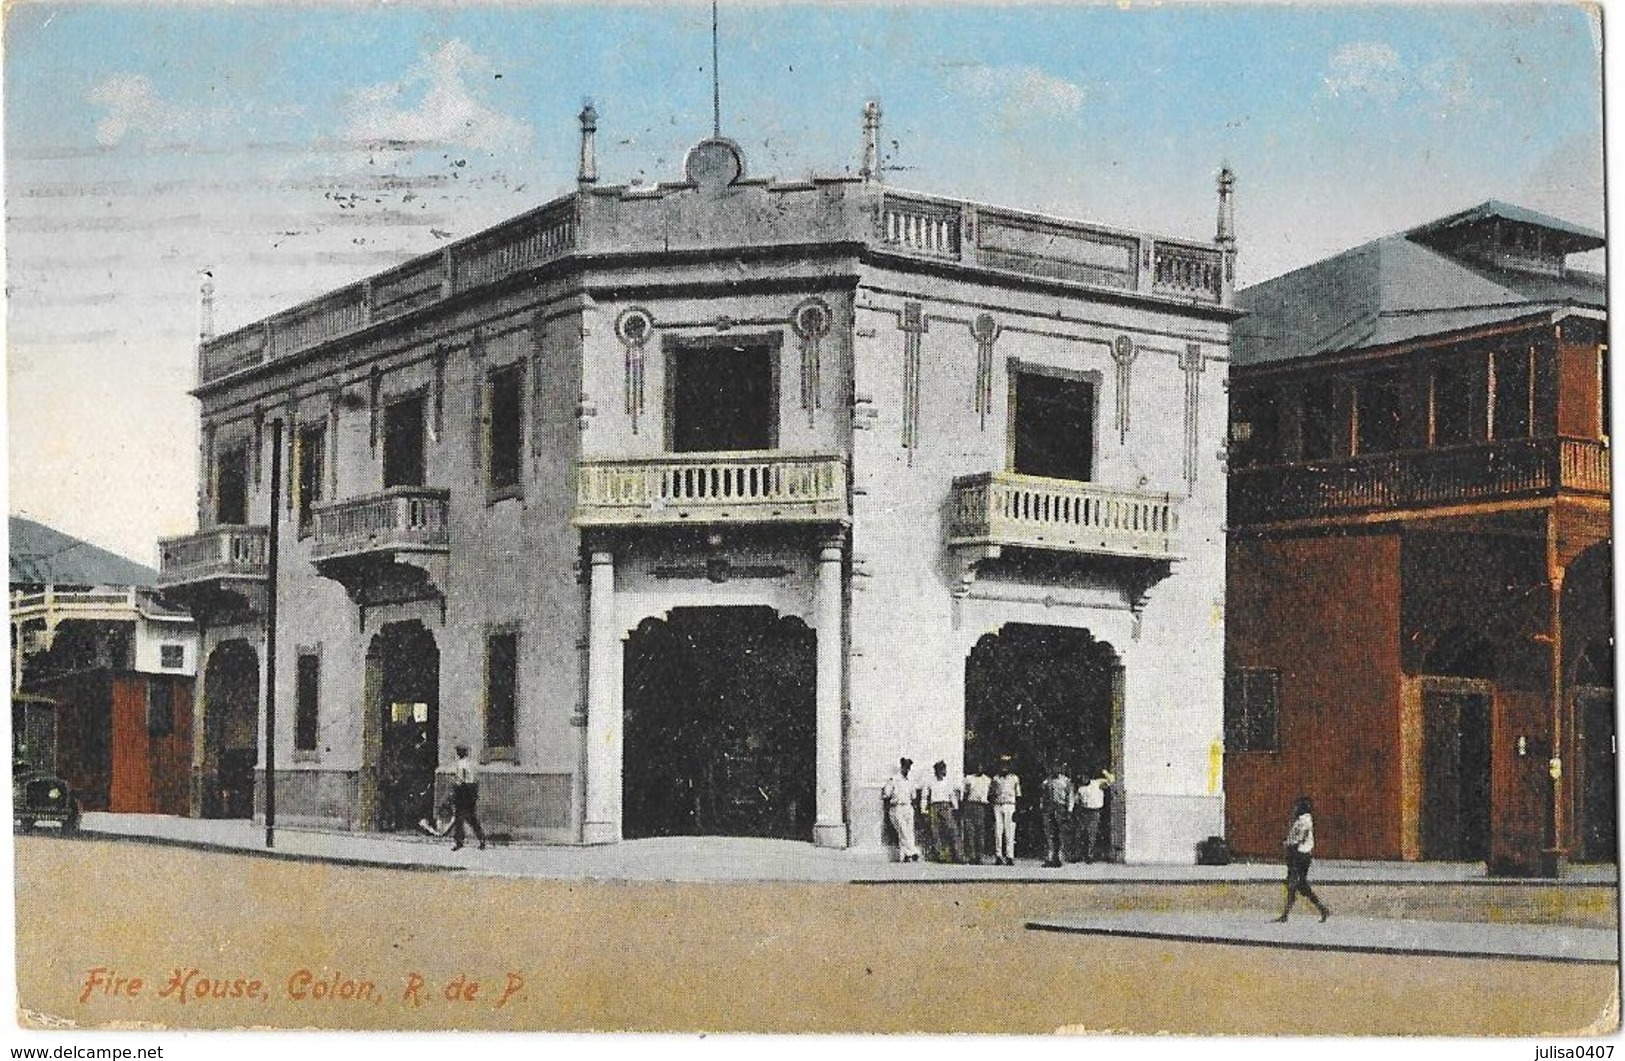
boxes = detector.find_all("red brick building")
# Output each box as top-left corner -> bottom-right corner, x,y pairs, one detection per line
1224,202 -> 1611,874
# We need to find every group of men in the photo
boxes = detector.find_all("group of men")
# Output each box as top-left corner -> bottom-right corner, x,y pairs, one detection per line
881,756 -> 1115,866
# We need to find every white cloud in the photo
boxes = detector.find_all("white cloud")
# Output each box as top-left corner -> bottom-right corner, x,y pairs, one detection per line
87,74 -> 200,146
342,40 -> 531,152
1323,41 -> 1404,101
957,63 -> 1086,119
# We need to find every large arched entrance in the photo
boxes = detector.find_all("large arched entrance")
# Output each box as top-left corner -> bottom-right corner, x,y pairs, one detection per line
1418,628 -> 1496,861
202,639 -> 259,819
964,624 -> 1121,859
363,621 -> 440,832
622,607 -> 815,840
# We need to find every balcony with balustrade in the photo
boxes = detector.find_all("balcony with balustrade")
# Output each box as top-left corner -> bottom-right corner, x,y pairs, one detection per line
309,487 -> 451,611
1228,436 -> 1611,528
156,525 -> 270,622
574,452 -> 849,530
948,472 -> 1182,563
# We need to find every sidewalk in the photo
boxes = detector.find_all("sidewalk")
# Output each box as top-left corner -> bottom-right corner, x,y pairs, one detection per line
70,812 -> 1622,886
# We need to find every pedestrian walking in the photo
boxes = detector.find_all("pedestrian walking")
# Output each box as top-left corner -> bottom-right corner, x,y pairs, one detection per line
923,760 -> 963,863
882,757 -> 922,862
450,744 -> 486,851
1039,764 -> 1074,868
961,761 -> 992,864
1074,765 -> 1114,863
989,758 -> 1021,865
1273,795 -> 1331,922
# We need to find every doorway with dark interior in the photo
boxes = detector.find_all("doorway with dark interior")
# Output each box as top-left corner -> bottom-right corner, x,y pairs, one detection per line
666,338 -> 778,453
622,606 -> 815,840
366,620 -> 440,832
202,639 -> 260,818
964,623 -> 1121,859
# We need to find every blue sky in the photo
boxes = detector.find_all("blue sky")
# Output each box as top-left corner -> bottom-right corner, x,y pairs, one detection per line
4,2 -> 1607,562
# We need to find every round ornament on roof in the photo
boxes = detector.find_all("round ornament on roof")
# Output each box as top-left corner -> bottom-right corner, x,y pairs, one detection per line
684,137 -> 745,190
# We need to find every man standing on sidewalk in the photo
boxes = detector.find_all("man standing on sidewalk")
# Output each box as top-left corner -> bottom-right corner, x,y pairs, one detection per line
1075,765 -> 1114,863
961,760 -> 992,865
989,757 -> 1021,866
882,757 -> 921,862
450,744 -> 486,852
1040,763 -> 1074,868
923,760 -> 963,863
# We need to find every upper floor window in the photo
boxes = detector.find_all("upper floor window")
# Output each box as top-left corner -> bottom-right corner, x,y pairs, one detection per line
667,338 -> 779,452
1490,346 -> 1533,441
159,644 -> 185,669
487,362 -> 524,497
1301,381 -> 1339,461
1229,387 -> 1280,468
1012,370 -> 1094,482
1355,369 -> 1424,456
216,443 -> 250,525
1430,355 -> 1480,448
1224,667 -> 1280,753
383,393 -> 427,488
297,422 -> 327,533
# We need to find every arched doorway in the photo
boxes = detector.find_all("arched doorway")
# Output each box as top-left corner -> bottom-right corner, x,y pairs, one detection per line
1574,638 -> 1615,861
202,640 -> 259,819
1418,628 -> 1497,861
364,621 -> 440,832
964,624 -> 1121,859
622,607 -> 815,840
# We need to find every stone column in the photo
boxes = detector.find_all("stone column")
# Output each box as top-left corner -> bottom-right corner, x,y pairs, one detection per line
582,548 -> 620,844
814,538 -> 848,847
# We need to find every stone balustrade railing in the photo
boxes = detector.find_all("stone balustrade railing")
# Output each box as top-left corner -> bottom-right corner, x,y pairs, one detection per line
310,487 -> 451,560
575,452 -> 849,527
949,472 -> 1181,560
157,526 -> 270,586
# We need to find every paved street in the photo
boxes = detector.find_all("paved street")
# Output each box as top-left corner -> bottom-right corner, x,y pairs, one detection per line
15,830 -> 1620,1035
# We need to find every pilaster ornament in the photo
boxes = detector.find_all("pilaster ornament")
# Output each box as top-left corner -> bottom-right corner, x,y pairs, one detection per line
530,314 -> 548,467
616,307 -> 654,435
900,301 -> 927,458
368,366 -> 382,454
793,299 -> 832,428
432,345 -> 448,441
1180,343 -> 1206,489
327,389 -> 341,499
285,395 -> 300,513
970,314 -> 1000,430
251,406 -> 265,488
1111,335 -> 1137,444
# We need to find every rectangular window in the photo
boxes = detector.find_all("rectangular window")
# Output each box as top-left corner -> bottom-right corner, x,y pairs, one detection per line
1491,346 -> 1532,440
216,443 -> 250,525
159,644 -> 185,669
668,340 -> 778,452
1229,387 -> 1280,468
1012,370 -> 1095,482
295,652 -> 320,753
297,423 -> 327,532
146,681 -> 174,738
487,363 -> 524,496
485,630 -> 518,750
1224,668 -> 1280,753
1355,369 -> 1424,455
383,394 -> 427,488
1431,357 -> 1477,448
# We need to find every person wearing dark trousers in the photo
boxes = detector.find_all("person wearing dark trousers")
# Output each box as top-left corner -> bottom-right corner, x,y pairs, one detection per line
960,761 -> 992,865
1039,764 -> 1074,868
451,744 -> 487,852
923,760 -> 963,863
1274,795 -> 1330,922
1074,766 -> 1114,863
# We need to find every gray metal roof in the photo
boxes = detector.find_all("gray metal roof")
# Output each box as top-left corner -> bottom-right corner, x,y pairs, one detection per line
1235,202 -> 1606,368
9,516 -> 157,587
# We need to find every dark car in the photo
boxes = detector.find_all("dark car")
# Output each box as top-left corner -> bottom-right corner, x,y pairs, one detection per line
13,759 -> 80,834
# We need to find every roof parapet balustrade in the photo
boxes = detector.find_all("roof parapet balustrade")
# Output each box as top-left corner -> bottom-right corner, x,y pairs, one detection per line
1229,436 -> 1611,527
948,472 -> 1182,561
309,487 -> 451,618
155,525 -> 270,623
574,452 -> 849,529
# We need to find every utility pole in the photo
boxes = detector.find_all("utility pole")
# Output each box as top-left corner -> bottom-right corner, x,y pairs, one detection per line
265,418 -> 283,848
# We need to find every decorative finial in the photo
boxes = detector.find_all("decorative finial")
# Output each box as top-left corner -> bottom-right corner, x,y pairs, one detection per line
1216,165 -> 1236,249
860,100 -> 883,183
578,102 -> 599,186
198,268 -> 215,344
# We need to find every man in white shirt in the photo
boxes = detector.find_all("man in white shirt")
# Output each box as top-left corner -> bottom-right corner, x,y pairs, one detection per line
1074,766 -> 1114,863
988,759 -> 1021,866
881,757 -> 921,862
922,760 -> 963,863
450,744 -> 486,851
